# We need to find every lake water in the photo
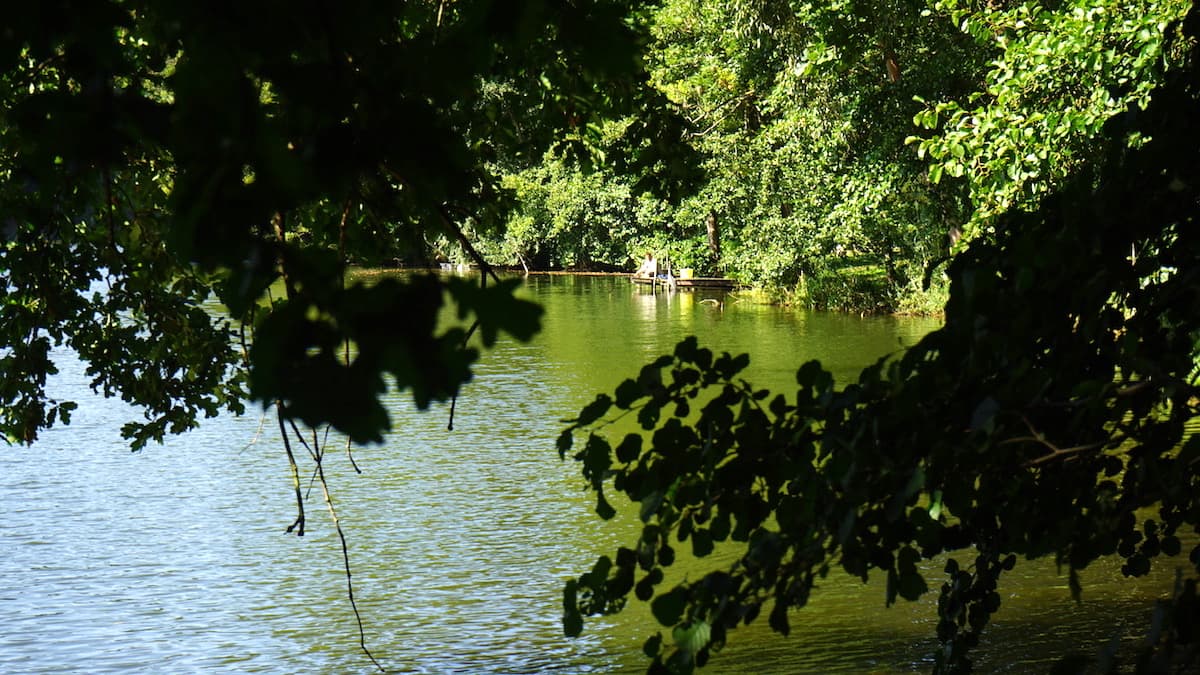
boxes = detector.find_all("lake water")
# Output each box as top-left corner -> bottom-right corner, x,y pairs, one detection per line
0,274 -> 1184,673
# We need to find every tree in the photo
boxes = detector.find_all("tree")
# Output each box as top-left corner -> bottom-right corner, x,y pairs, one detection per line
910,0 -> 1192,242
634,0 -> 985,310
0,1 -> 651,666
1,0 -> 651,446
561,6 -> 1200,673
465,0 -> 985,310
488,145 -> 648,271
489,0 -> 1189,313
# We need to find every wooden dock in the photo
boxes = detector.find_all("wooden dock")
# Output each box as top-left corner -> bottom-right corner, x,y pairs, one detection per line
631,275 -> 737,290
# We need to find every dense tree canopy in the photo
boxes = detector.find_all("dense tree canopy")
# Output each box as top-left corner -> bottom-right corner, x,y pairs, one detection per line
3,1 -> 1199,674
912,0 -> 1191,240
476,0 -> 1190,312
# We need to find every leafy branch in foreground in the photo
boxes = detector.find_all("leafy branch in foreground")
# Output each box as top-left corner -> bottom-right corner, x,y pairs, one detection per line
561,7 -> 1200,673
2,1 -> 645,669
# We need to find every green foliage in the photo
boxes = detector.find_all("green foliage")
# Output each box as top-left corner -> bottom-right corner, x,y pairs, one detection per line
475,99 -> 705,273
491,150 -> 646,270
1,0 -> 641,447
490,0 -> 1188,314
0,32 -> 249,447
474,0 -> 982,307
562,8 -> 1200,673
910,0 -> 1191,241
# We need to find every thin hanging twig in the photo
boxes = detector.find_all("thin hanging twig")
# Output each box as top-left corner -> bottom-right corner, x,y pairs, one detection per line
433,203 -> 499,286
236,308 -> 268,455
343,410 -> 362,472
287,417 -> 317,460
238,411 -> 269,453
446,318 -> 482,431
277,403 -> 306,536
309,423 -> 384,672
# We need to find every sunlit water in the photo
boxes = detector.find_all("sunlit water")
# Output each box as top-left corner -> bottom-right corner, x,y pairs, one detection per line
0,274 -> 1184,673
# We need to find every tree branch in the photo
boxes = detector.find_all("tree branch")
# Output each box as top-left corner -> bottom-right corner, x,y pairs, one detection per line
1006,415 -> 1112,467
309,423 -> 384,672
277,403 -> 306,536
377,163 -> 499,286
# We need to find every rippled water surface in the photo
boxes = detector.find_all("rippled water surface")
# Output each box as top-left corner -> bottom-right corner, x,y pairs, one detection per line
0,274 -> 1184,673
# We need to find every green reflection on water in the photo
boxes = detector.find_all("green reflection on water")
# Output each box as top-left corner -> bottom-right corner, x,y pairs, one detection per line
523,274 -> 939,398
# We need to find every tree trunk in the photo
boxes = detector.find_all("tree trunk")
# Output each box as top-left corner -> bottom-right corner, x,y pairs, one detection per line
706,211 -> 721,265
879,40 -> 901,83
